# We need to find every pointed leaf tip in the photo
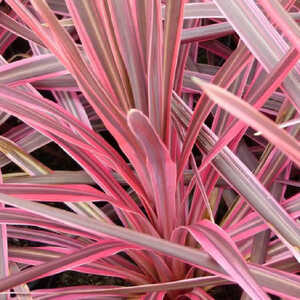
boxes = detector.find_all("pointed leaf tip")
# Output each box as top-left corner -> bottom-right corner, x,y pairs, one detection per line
191,76 -> 213,96
191,76 -> 207,87
127,108 -> 140,115
127,108 -> 143,121
127,109 -> 146,132
191,76 -> 300,167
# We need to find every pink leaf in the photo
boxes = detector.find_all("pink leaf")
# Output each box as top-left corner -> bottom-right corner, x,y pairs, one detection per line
0,240 -> 136,292
162,0 -> 185,146
186,220 -> 270,300
191,78 -> 300,167
128,110 -> 176,237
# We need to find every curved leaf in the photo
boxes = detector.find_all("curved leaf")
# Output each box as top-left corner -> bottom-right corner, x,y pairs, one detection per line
0,240 -> 136,292
128,109 -> 176,237
186,220 -> 270,299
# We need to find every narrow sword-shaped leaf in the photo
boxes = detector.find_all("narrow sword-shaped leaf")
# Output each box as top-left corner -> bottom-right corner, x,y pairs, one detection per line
28,276 -> 227,299
162,0 -> 185,146
181,23 -> 234,44
191,78 -> 300,167
186,220 -> 270,299
127,110 -> 176,238
0,184 -> 127,202
0,240 -> 137,292
190,156 -> 214,223
8,246 -> 148,284
0,126 -> 49,168
0,54 -> 67,87
2,171 -> 94,185
0,10 -> 43,46
173,2 -> 223,19
7,226 -> 88,249
0,208 -> 99,240
147,0 -> 164,138
0,136 -> 51,176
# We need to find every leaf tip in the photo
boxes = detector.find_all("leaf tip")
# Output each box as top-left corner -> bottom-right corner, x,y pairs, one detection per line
127,109 -> 145,130
191,76 -> 202,85
191,76 -> 208,87
127,108 -> 139,120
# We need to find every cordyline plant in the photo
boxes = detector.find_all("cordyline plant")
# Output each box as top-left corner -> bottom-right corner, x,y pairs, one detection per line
0,0 -> 298,299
